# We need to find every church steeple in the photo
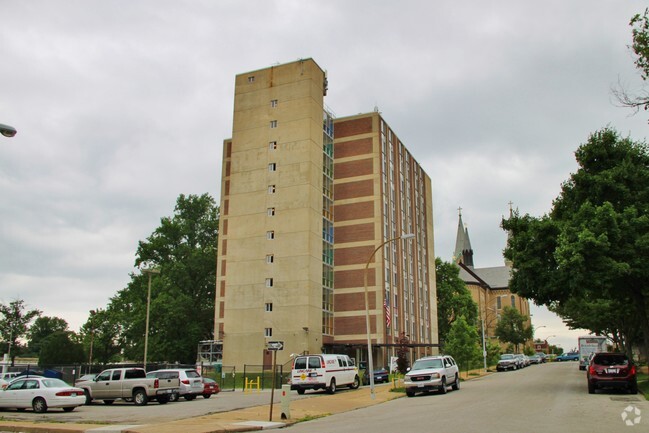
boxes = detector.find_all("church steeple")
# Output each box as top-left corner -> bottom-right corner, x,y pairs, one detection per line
504,201 -> 514,268
453,207 -> 474,267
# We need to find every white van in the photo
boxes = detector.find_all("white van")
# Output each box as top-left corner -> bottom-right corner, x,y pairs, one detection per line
290,354 -> 360,394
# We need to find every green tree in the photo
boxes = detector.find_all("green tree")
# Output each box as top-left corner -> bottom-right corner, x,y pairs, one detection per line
79,309 -> 121,365
27,316 -> 69,357
615,9 -> 649,116
0,300 -> 41,365
502,128 -> 649,360
435,258 -> 478,349
485,340 -> 502,368
445,316 -> 481,374
38,331 -> 85,367
494,307 -> 533,353
108,194 -> 219,364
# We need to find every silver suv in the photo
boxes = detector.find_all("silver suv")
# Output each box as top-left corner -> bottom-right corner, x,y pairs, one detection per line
404,355 -> 460,397
147,368 -> 203,401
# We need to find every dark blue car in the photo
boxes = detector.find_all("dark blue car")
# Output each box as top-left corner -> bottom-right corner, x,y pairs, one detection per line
555,352 -> 579,361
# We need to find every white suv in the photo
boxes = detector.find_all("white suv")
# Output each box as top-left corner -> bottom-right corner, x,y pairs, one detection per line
404,355 -> 460,397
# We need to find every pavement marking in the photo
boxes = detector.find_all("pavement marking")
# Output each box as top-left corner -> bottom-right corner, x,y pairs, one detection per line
232,421 -> 286,429
87,425 -> 145,433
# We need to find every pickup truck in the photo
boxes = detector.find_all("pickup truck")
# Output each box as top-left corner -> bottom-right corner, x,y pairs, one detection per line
77,368 -> 179,406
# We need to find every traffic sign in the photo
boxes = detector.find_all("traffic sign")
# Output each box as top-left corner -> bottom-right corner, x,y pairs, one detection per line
267,341 -> 284,351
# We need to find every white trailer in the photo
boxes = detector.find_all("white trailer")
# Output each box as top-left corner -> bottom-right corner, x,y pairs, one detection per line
578,336 -> 607,370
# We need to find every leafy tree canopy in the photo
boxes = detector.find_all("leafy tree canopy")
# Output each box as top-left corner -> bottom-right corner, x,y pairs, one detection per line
79,308 -> 122,365
38,331 -> 84,367
107,193 -> 219,364
445,315 -> 481,373
494,307 -> 533,353
435,258 -> 478,348
0,299 -> 41,364
503,128 -> 649,360
27,316 -> 69,356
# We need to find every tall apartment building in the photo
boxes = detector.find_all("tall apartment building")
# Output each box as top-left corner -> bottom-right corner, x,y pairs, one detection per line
332,113 -> 438,366
216,59 -> 437,369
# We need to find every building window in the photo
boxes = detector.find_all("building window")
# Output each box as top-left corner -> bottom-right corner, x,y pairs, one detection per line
265,278 -> 273,287
270,99 -> 278,107
268,163 -> 277,172
266,254 -> 274,264
496,296 -> 502,310
265,303 -> 273,312
270,120 -> 277,128
268,185 -> 276,194
264,328 -> 272,337
511,295 -> 516,308
248,76 -> 255,83
267,207 -> 276,216
267,231 -> 275,240
269,141 -> 277,150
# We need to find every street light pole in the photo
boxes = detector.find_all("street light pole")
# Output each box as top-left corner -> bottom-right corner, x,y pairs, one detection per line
364,233 -> 415,400
142,267 -> 160,371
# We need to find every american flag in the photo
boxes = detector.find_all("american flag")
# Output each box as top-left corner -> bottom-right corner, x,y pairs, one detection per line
384,298 -> 391,327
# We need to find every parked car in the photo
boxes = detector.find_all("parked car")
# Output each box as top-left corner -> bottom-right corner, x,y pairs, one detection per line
202,377 -> 220,398
528,355 -> 543,364
535,352 -> 547,363
587,352 -> 637,394
403,355 -> 459,397
147,368 -> 203,401
1,372 -> 19,382
0,376 -> 85,413
497,354 -> 519,371
556,352 -> 579,362
514,354 -> 526,368
362,367 -> 389,385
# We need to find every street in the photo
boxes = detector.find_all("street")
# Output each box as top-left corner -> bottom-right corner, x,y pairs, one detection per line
284,362 -> 647,433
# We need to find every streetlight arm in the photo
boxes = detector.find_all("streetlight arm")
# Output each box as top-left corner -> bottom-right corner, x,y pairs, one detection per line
363,233 -> 414,400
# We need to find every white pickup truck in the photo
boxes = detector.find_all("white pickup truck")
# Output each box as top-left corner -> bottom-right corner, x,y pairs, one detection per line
78,368 -> 179,406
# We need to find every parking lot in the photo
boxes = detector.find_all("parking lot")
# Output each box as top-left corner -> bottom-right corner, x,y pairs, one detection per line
0,388 -> 315,424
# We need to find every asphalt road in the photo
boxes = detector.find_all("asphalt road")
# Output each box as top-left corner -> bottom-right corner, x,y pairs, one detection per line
284,362 -> 647,433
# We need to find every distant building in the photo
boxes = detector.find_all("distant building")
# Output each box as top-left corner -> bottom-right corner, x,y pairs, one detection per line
215,59 -> 438,370
453,210 -> 531,347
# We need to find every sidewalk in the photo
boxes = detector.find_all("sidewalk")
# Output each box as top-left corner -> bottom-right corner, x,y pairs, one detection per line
0,383 -> 404,433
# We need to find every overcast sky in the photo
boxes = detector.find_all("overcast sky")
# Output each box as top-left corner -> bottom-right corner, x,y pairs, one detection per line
1,0 -> 648,353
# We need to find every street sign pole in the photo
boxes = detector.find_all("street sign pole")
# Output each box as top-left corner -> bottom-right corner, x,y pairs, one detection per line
269,349 -> 277,421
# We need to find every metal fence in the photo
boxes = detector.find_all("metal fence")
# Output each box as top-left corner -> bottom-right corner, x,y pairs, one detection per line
241,365 -> 286,391
199,364 -> 236,392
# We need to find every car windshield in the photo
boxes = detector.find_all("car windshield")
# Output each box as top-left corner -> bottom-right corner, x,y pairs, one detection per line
42,379 -> 69,388
500,354 -> 514,360
411,358 -> 443,370
186,370 -> 201,378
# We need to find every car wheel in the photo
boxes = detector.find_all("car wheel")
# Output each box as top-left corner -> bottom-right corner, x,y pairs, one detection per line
32,397 -> 48,413
84,389 -> 92,405
452,374 -> 460,391
327,378 -> 336,394
184,394 -> 196,401
157,395 -> 169,404
439,377 -> 447,394
103,400 -> 114,405
350,375 -> 360,390
406,389 -> 415,397
203,394 -> 211,399
169,392 -> 179,402
588,381 -> 595,394
63,406 -> 76,412
297,389 -> 305,395
133,389 -> 148,406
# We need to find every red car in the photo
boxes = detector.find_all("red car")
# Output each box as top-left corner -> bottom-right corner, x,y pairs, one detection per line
202,378 -> 220,398
587,352 -> 637,394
